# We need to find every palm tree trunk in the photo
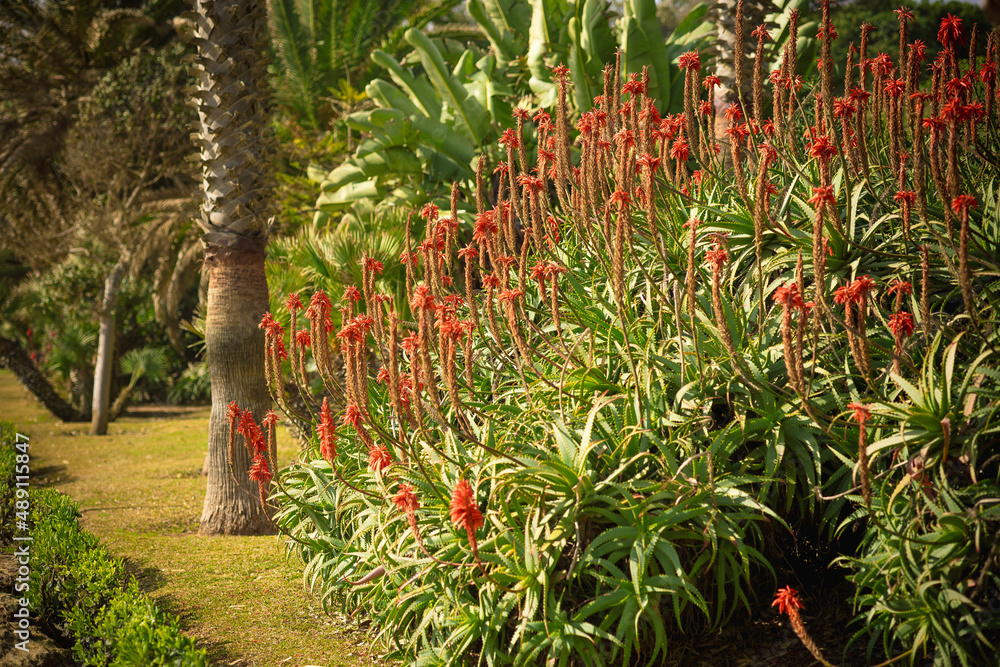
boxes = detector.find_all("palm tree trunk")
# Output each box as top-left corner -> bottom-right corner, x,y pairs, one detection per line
90,260 -> 127,435
198,244 -> 274,535
189,0 -> 276,535
0,337 -> 86,422
710,0 -> 774,106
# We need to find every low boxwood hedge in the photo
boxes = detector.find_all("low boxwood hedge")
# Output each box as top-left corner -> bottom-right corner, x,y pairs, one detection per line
1,420 -> 208,667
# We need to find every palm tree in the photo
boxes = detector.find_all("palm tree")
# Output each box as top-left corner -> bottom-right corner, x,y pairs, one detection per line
188,0 -> 276,535
267,0 -> 460,130
58,44 -> 197,435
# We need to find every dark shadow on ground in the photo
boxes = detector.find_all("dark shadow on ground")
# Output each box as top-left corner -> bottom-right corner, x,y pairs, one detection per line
121,404 -> 205,420
122,556 -> 241,667
31,463 -> 75,487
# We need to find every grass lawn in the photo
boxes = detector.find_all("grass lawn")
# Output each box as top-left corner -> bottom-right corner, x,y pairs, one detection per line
0,370 -> 378,667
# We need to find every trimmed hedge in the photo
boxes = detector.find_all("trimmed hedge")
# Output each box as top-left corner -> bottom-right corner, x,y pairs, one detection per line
1,420 -> 208,667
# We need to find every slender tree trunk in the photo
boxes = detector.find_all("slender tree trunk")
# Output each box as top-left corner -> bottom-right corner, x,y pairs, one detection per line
90,260 -> 127,435
0,338 -> 86,422
198,244 -> 275,535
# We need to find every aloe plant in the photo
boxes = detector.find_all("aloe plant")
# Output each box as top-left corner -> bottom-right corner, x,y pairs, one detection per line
250,5 -> 1000,664
311,0 -> 715,221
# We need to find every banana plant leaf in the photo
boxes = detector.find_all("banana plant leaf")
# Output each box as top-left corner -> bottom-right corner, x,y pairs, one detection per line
405,28 -> 491,146
316,180 -> 386,211
370,51 -> 443,119
365,79 -> 422,116
568,0 -> 615,114
579,0 -> 615,73
527,0 -> 567,102
467,0 -> 526,65
321,146 -> 422,190
467,54 -> 515,123
620,0 -> 674,109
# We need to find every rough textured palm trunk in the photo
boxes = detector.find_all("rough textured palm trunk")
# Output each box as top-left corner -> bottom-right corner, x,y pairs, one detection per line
190,0 -> 276,535
199,245 -> 274,535
90,260 -> 126,435
0,338 -> 85,422
710,0 -> 774,107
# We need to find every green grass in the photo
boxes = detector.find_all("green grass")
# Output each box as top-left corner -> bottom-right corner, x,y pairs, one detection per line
0,370 -> 378,667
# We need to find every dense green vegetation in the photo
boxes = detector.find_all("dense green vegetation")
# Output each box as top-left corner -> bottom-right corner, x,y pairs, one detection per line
247,3 -> 1000,665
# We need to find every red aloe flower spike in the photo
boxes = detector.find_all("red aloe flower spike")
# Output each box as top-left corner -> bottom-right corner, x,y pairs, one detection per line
834,284 -> 865,378
285,293 -> 303,312
683,219 -> 701,316
889,311 -> 915,339
342,402 -> 374,449
951,195 -> 977,316
248,452 -> 272,484
226,401 -> 241,471
951,194 -> 977,219
317,397 -> 337,463
847,401 -> 872,507
367,444 -> 393,473
393,483 -> 430,555
894,190 -> 916,237
705,244 -> 728,272
420,202 -> 439,221
393,483 -> 419,514
773,587 -> 835,666
670,137 -> 690,162
808,185 -> 836,211
342,402 -> 363,429
772,586 -> 804,615
261,409 -> 278,473
678,50 -> 701,71
848,275 -> 877,304
450,479 -> 484,561
394,482 -> 420,524
938,14 -> 964,48
706,241 -> 735,356
887,279 -> 913,313
774,282 -> 806,392
410,284 -> 437,312
498,127 -> 519,149
248,452 -> 272,511
847,401 -> 870,424
236,410 -> 263,458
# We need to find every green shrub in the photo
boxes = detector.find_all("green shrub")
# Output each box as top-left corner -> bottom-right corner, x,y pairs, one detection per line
66,579 -> 204,667
0,420 -> 17,537
167,362 -> 211,405
0,425 -> 206,667
0,419 -> 15,447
